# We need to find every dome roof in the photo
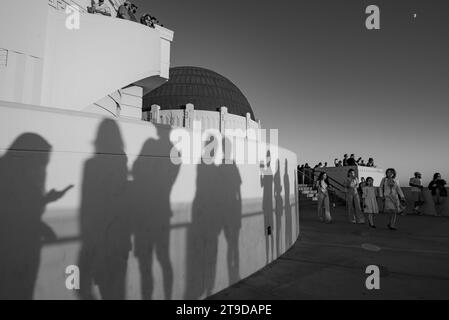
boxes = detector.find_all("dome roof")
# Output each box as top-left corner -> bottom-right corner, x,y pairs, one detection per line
143,66 -> 255,120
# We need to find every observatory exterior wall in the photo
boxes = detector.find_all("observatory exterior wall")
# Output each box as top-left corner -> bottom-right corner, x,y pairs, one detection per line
0,100 -> 299,299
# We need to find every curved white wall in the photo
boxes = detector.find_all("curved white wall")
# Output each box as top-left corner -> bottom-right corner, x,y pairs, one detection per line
41,9 -> 171,111
0,100 -> 299,300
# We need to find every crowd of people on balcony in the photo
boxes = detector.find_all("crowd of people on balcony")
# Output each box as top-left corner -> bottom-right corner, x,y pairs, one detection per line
88,0 -> 163,29
334,154 -> 376,167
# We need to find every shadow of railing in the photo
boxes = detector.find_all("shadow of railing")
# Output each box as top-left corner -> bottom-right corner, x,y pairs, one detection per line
42,201 -> 297,246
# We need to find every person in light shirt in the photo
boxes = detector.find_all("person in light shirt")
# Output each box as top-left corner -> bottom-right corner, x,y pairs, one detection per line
379,168 -> 405,230
409,172 -> 424,215
344,169 -> 365,224
362,177 -> 379,228
315,172 -> 332,223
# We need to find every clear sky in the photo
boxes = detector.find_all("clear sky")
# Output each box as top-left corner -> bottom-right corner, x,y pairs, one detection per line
134,0 -> 449,184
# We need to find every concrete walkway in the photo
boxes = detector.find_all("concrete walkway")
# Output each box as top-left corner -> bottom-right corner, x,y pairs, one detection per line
209,203 -> 449,299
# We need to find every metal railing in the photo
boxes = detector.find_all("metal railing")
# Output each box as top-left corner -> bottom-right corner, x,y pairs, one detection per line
296,168 -> 346,205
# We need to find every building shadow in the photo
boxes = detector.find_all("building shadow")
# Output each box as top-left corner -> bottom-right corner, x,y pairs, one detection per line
260,150 -> 274,264
0,133 -> 72,299
130,126 -> 180,300
77,119 -> 131,300
283,159 -> 292,249
219,137 -> 242,285
274,159 -> 283,257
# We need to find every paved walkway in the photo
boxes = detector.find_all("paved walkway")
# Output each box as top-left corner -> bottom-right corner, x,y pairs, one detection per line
209,203 -> 449,299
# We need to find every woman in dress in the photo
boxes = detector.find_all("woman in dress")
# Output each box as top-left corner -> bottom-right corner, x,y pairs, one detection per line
315,172 -> 332,223
379,168 -> 405,230
344,169 -> 364,224
362,177 -> 379,228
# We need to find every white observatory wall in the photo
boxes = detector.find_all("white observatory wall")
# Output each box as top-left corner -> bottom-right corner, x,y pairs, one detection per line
41,9 -> 163,111
0,100 -> 300,299
0,0 -> 48,105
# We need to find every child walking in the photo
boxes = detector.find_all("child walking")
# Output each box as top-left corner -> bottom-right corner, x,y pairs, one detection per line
362,177 -> 379,228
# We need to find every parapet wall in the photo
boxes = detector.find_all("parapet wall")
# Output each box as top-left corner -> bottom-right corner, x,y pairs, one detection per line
0,100 -> 299,299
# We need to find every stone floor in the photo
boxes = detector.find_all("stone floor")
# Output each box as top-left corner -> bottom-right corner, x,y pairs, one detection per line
209,202 -> 449,299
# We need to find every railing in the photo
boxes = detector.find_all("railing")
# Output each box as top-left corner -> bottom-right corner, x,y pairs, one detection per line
296,168 -> 347,205
48,0 -> 124,14
48,0 -> 88,13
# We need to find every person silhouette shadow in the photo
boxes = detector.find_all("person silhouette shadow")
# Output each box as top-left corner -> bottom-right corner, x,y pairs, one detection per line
260,150 -> 274,264
130,126 -> 180,300
274,159 -> 283,257
77,119 -> 131,300
0,133 -> 72,299
283,159 -> 293,249
184,133 -> 223,299
219,137 -> 242,285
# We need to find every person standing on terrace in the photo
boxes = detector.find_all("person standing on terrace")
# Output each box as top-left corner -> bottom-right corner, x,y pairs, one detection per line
362,177 -> 379,228
347,154 -> 357,166
366,158 -> 375,167
379,168 -> 405,230
428,173 -> 447,216
409,172 -> 424,215
315,172 -> 332,223
343,154 -> 348,166
344,169 -> 364,224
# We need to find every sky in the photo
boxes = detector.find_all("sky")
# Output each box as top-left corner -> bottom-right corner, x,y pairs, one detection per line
134,0 -> 449,184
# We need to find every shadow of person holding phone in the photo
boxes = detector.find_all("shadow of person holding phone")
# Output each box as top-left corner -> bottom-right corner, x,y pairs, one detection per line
0,133 -> 73,299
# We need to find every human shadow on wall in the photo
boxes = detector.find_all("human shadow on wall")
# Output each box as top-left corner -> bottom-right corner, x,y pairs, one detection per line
0,133 -> 72,299
220,138 -> 242,285
283,159 -> 293,250
77,119 -> 131,300
274,159 -> 283,258
130,126 -> 180,300
184,134 -> 222,299
260,150 -> 274,264
184,134 -> 243,298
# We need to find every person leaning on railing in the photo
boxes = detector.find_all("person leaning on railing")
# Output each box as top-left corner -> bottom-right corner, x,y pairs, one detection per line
117,0 -> 131,20
366,157 -> 375,167
90,0 -> 112,16
128,3 -> 138,22
140,14 -> 160,28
